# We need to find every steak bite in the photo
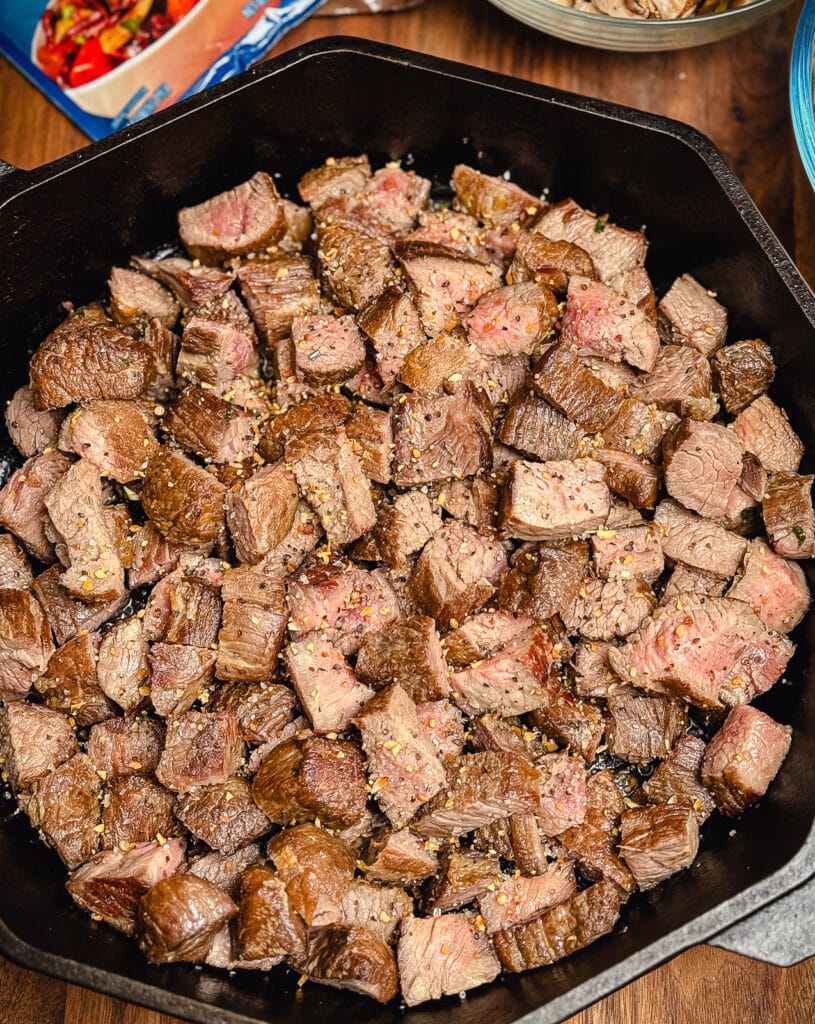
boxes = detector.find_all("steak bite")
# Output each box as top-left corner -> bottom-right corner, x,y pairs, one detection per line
148,643 -> 217,717
452,164 -> 544,229
133,255 -> 234,308
285,633 -> 374,733
428,848 -> 502,912
267,823 -> 356,927
638,344 -> 717,421
531,693 -> 606,761
534,751 -> 588,836
175,776 -> 270,854
216,568 -> 287,682
109,267 -> 179,329
763,472 -> 815,559
291,313 -> 366,384
537,199 -> 646,284
142,319 -> 179,401
357,286 -> 425,387
355,616 -> 450,702
32,564 -> 126,646
355,685 -> 447,827
177,291 -> 257,387
0,450 -> 71,562
236,255 -> 322,345
234,864 -> 308,963
0,703 -> 76,791
398,912 -> 501,1006
143,573 -> 221,648
643,734 -> 715,823
102,774 -> 178,850
156,711 -> 243,795
728,539 -> 811,633
35,634 -> 116,727
416,700 -> 466,761
141,447 -> 226,546
493,879 -> 622,972
298,154 -> 371,209
561,576 -> 655,642
609,593 -> 794,710
561,276 -> 659,372
479,861 -> 577,934
498,540 -> 589,622
501,458 -> 611,542
27,753 -> 102,869
415,751 -> 541,838
445,609 -> 535,666
5,386 -> 63,458
593,449 -> 661,510
138,874 -> 237,963
559,771 -> 635,894
0,589 -> 54,699
602,397 -> 679,462
658,274 -> 728,355
572,640 -> 620,699
365,827 -> 437,884
163,387 -> 254,464
409,521 -> 507,629
663,418 -> 745,521
316,218 -> 397,311
86,715 -> 164,779
373,490 -> 441,568
498,392 -> 583,463
592,524 -> 664,582
208,679 -> 297,745
654,499 -> 747,577
711,338 -> 775,415
345,404 -> 392,485
701,704 -> 792,816
295,925 -> 398,1004
226,461 -> 299,564
128,522 -> 190,589
509,230 -> 596,293
60,400 -> 157,482
464,282 -> 558,356
340,880 -> 413,943
731,395 -> 804,475
533,343 -> 625,434
258,393 -> 351,464
178,172 -> 286,263
605,686 -> 687,763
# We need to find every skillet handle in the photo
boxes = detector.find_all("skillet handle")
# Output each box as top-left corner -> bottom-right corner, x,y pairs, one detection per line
0,158 -> 25,198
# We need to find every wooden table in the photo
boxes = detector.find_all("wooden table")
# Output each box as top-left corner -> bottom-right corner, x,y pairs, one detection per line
1,0 -> 815,1020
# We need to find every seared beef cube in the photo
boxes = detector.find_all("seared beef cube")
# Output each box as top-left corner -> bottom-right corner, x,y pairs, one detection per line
609,265 -> 657,320
27,753 -> 101,868
732,395 -> 803,474
318,220 -> 396,312
143,575 -> 221,649
559,771 -> 635,894
602,397 -> 678,461
659,566 -> 722,611
285,632 -> 374,733
453,164 -> 544,229
711,338 -> 775,415
5,386 -> 63,458
406,207 -> 488,257
356,685 -> 446,827
531,693 -> 606,761
267,823 -> 356,927
357,287 -> 425,386
295,924 -> 398,1004
493,879 -> 622,972
141,447 -> 226,546
701,704 -> 792,816
142,319 -> 179,401
355,164 -> 430,233
594,449 -> 661,510
609,593 -> 793,710
148,644 -> 217,717
508,813 -> 548,875
365,827 -> 437,884
138,874 -> 236,963
156,711 -> 243,795
637,344 -> 717,420
449,625 -> 558,716
298,155 -> 371,209
605,686 -> 687,763
573,640 -> 620,699
398,331 -> 487,394
391,385 -> 492,487
290,313 -> 366,384
509,230 -> 596,293
259,393 -> 352,464
415,751 -> 541,838
87,715 -> 164,779
561,576 -> 655,642
398,912 -> 501,1006
592,524 -> 664,582
471,713 -> 539,760
654,499 -> 747,577
464,282 -> 558,357
0,589 -> 54,699
163,387 -> 254,464
429,848 -> 502,912
763,472 -> 815,559
416,700 -> 466,761
102,774 -> 178,850
236,255 -> 322,344
102,505 -> 134,573
32,564 -> 126,646
394,240 -> 502,335
0,450 -> 71,561
729,539 -> 811,633
35,634 -> 115,727
445,609 -> 534,666
175,776 -> 270,854
340,880 -> 412,943
374,490 -> 441,567
479,861 -> 577,934
189,844 -> 262,898
279,198 -> 312,251
30,314 -> 155,408
533,343 -> 625,433
561,276 -> 659,372
178,172 -> 285,263
226,461 -> 299,564
409,522 -> 506,628
216,568 -> 287,682
0,703 -> 76,790
209,679 -> 297,745
345,404 -> 392,485
582,356 -> 639,393
498,540 -> 589,622
658,274 -> 727,355
441,478 -> 500,532
643,734 -> 715,823
619,804 -> 699,890
356,616 -> 450,702
109,267 -> 179,329
234,863 -> 308,962
537,199 -> 647,284
177,291 -> 257,387
133,255 -> 234,307
535,751 -> 588,836
498,393 -> 583,462
128,522 -> 190,589
68,838 -> 185,935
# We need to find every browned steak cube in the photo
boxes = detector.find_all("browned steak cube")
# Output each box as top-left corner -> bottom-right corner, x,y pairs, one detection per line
137,874 -> 237,963
163,387 -> 254,464
189,844 -> 262,899
440,478 -> 500,533
236,255 -> 322,344
398,912 -> 501,1006
593,449 -> 661,510
711,338 -> 775,415
509,230 -> 596,293
60,399 -> 158,482
701,704 -> 792,816
87,715 -> 164,779
285,631 -> 374,733
619,804 -> 699,891
637,344 -> 717,420
763,472 -> 815,559
316,219 -> 397,311
453,164 -> 544,228
5,386 -> 63,459
0,703 -> 76,790
234,863 -> 307,962
357,286 -> 425,386
178,172 -> 285,263
663,418 -> 747,522
732,395 -> 803,475
258,393 -> 352,464
148,644 -> 217,717
493,879 -> 622,972
533,343 -> 625,434
175,776 -> 270,854
291,313 -> 366,384
364,827 -> 437,884
464,282 -> 558,357
109,267 -> 179,329
498,392 -> 583,462
654,499 -> 747,577
428,848 -> 502,912
561,276 -> 659,372
573,640 -> 620,699
355,616 -> 450,703
501,458 -> 610,542
68,838 -> 185,935
561,576 -> 655,642
728,538 -> 810,634
102,774 -> 178,850
340,880 -> 412,943
531,693 -> 606,761
537,198 -> 646,284
133,255 -> 234,308
479,861 -> 577,934
643,734 -> 715,823
345,404 -> 392,485
209,679 -> 297,745
373,490 -> 441,568
156,711 -> 243,794
592,524 -> 664,582
405,207 -> 488,258
298,155 -> 371,209
32,564 -> 126,646
409,522 -> 507,629
391,384 -> 492,487
416,700 -> 466,762
658,274 -> 727,355
0,450 -> 71,561
534,751 -> 587,836
609,593 -> 794,710
143,574 -> 222,651
142,318 -> 179,402
445,609 -> 534,666
471,713 -> 540,760
606,266 -> 656,320
177,291 -> 257,387
294,924 -> 398,1004
226,461 -> 299,564
27,753 -> 101,868
215,568 -> 287,682
498,541 -> 589,621
127,522 -> 189,589
605,685 -> 687,764
558,771 -> 635,894
355,685 -> 446,827
0,588 -> 53,700
35,633 -> 115,727
267,823 -> 356,927
141,447 -> 226,546
602,397 -> 678,462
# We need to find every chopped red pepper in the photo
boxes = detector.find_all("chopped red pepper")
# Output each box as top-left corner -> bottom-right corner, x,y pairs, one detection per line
68,36 -> 115,87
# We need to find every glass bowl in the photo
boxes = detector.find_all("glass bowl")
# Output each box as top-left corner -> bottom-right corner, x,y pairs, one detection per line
486,0 -> 793,51
792,0 -> 815,190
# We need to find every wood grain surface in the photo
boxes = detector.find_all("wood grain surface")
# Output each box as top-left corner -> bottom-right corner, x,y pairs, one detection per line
1,0 -> 814,1021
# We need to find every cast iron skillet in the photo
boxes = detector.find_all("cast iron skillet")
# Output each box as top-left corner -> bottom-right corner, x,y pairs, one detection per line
0,37 -> 814,1024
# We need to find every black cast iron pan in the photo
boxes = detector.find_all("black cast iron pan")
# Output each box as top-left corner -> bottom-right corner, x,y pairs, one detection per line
0,37 -> 814,1024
